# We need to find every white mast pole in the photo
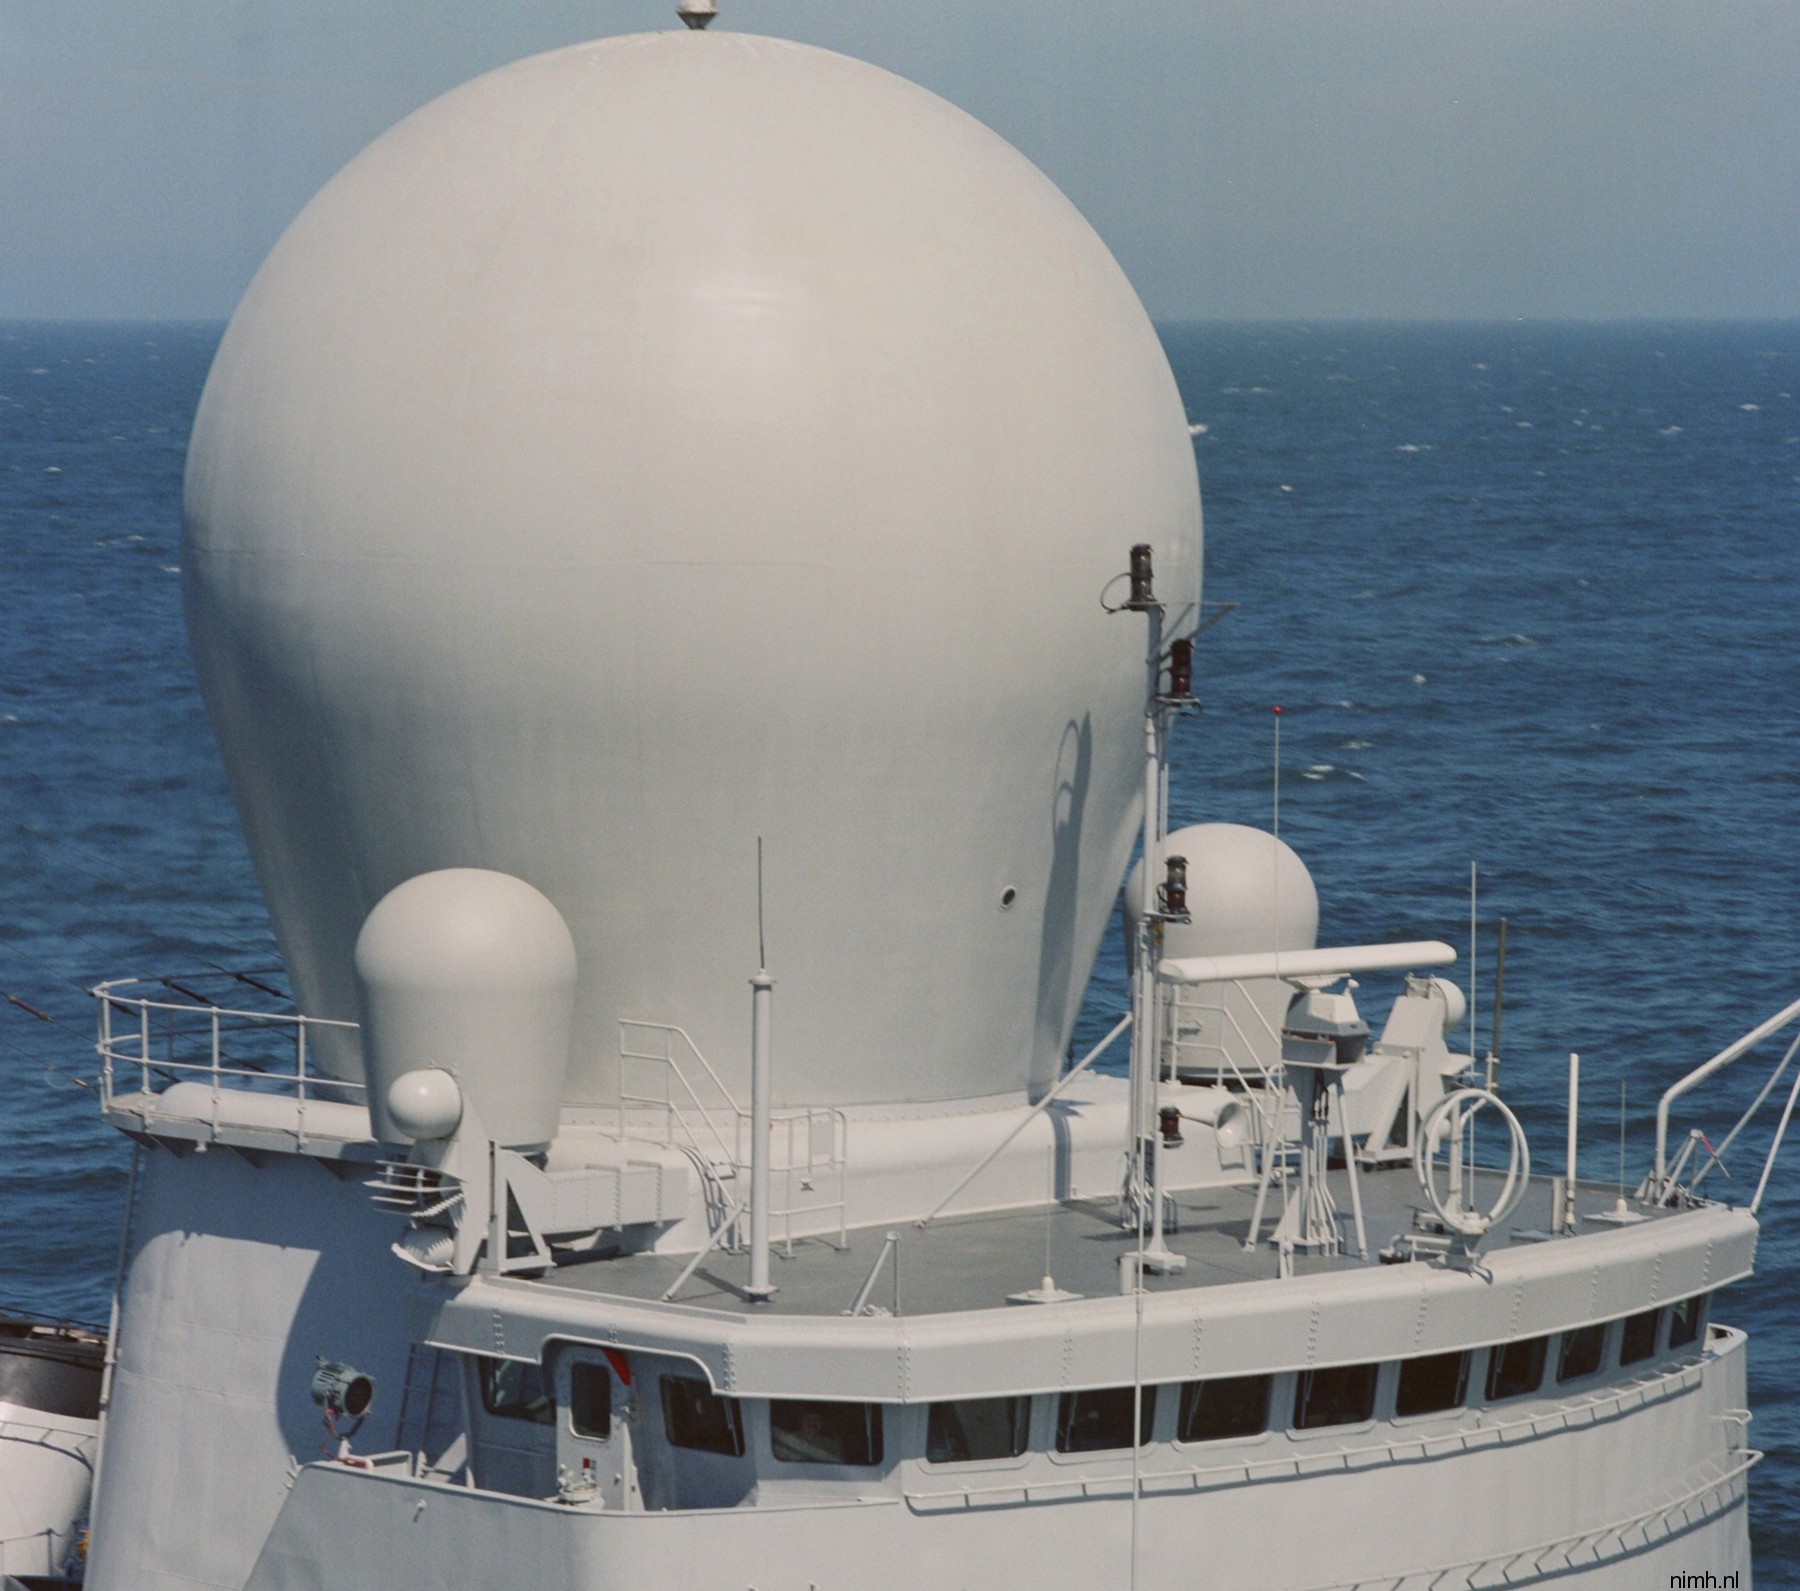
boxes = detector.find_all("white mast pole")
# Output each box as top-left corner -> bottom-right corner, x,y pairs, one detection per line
1142,704 -> 1167,1257
747,838 -> 776,1302
1564,1052 -> 1580,1233
1116,544 -> 1182,1278
747,969 -> 775,1301
1130,661 -> 1159,1241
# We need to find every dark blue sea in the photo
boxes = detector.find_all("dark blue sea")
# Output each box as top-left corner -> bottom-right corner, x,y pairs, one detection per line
3,320 -> 1797,1574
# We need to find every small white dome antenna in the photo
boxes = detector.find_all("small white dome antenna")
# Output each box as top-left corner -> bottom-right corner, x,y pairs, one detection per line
677,0 -> 717,27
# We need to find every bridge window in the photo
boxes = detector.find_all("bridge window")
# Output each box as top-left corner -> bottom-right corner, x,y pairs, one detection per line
1557,1324 -> 1606,1383
1055,1386 -> 1157,1453
770,1399 -> 883,1467
1669,1294 -> 1708,1349
478,1357 -> 554,1425
1177,1374 -> 1270,1442
569,1361 -> 612,1440
1294,1363 -> 1378,1429
1484,1336 -> 1548,1401
661,1374 -> 745,1456
1395,1351 -> 1468,1417
926,1396 -> 1030,1464
1620,1308 -> 1661,1364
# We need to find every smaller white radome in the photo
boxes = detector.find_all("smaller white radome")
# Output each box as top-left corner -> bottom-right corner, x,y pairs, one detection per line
354,869 -> 577,1151
1123,822 -> 1319,960
383,1069 -> 464,1143
1125,823 -> 1319,1080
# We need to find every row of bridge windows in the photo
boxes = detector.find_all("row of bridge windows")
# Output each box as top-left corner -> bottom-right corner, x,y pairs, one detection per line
480,1293 -> 1708,1471
930,1291 -> 1705,1463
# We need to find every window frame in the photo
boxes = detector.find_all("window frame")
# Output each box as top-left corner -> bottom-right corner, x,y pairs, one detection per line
1174,1374 -> 1272,1446
1051,1385 -> 1159,1457
769,1398 -> 885,1468
1483,1336 -> 1550,1403
1392,1350 -> 1470,1420
1669,1294 -> 1708,1350
1619,1307 -> 1662,1365
660,1373 -> 746,1458
1556,1323 -> 1607,1385
923,1395 -> 1033,1468
1291,1362 -> 1381,1432
476,1355 -> 555,1426
567,1359 -> 613,1441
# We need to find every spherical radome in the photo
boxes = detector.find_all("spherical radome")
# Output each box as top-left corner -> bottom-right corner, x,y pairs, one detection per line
385,1071 -> 464,1144
1126,826 -> 1317,1086
183,30 -> 1202,1112
1125,825 -> 1320,962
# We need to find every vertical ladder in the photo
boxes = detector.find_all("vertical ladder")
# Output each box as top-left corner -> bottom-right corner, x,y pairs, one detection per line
392,1343 -> 464,1477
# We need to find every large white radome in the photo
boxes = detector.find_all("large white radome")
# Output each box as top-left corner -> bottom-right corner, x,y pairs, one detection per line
183,29 -> 1202,1111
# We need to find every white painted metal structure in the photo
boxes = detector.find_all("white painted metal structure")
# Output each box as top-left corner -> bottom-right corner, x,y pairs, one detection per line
1125,822 -> 1321,1089
0,1319 -> 102,1582
68,15 -> 1797,1591
181,25 -> 1201,1115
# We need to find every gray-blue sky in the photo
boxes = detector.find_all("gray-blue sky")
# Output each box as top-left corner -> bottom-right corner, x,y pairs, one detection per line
3,0 -> 1797,321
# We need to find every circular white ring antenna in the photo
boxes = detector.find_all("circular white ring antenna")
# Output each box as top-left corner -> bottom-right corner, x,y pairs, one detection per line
1414,1088 -> 1531,1239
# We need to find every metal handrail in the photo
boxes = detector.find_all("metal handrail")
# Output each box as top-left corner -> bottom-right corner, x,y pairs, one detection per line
1652,994 -> 1800,1206
91,977 -> 364,1123
1168,979 -> 1283,1079
620,1020 -> 850,1252
1169,983 -> 1287,1150
749,1108 -> 849,1252
618,1021 -> 742,1168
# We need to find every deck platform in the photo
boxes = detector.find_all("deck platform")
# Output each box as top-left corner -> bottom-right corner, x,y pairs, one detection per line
536,1169 -> 1670,1319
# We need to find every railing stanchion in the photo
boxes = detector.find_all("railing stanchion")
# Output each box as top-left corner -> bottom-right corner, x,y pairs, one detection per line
1751,1038 -> 1800,1216
84,977 -> 365,1147
210,1007 -> 222,1135
1655,995 -> 1800,1199
296,1019 -> 308,1148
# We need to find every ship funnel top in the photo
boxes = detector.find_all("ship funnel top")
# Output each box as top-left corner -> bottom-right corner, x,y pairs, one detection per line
354,869 -> 577,1151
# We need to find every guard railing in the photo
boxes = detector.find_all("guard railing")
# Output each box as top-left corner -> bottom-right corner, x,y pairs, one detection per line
1650,994 -> 1800,1210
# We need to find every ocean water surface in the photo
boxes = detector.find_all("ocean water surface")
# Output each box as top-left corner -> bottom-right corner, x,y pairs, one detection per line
2,319 -> 1797,1575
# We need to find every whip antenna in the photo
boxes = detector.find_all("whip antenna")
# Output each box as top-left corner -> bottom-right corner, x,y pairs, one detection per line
757,836 -> 766,970
1469,863 -> 1478,1072
1487,917 -> 1508,1090
1271,706 -> 1282,844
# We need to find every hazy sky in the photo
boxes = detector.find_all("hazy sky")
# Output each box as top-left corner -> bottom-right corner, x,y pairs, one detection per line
3,0 -> 1797,321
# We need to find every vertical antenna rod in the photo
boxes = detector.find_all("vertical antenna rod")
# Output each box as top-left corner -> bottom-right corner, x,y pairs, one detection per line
1487,916 -> 1508,1092
1617,1080 -> 1628,1205
1271,706 -> 1282,843
1468,863 -> 1478,1075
